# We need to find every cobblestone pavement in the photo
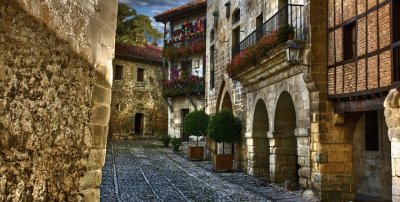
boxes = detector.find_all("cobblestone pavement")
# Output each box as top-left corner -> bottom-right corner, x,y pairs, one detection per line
100,140 -> 310,202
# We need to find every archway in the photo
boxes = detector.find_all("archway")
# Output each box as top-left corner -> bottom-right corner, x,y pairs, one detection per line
134,113 -> 144,135
220,91 -> 233,111
271,91 -> 299,188
248,99 -> 270,178
353,110 -> 391,200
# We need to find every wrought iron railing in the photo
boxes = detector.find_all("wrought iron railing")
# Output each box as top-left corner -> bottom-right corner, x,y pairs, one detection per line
164,34 -> 205,48
232,4 -> 305,58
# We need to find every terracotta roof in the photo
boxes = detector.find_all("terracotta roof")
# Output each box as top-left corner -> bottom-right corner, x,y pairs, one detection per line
115,43 -> 162,64
154,0 -> 206,22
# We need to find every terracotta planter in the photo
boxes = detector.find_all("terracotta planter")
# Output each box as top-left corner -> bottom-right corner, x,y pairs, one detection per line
213,154 -> 233,172
188,146 -> 204,161
288,32 -> 295,40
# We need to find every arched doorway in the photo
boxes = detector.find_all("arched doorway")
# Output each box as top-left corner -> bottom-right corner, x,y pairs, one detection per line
218,91 -> 234,155
220,91 -> 233,112
134,113 -> 144,135
353,110 -> 391,200
271,91 -> 299,188
248,99 -> 270,178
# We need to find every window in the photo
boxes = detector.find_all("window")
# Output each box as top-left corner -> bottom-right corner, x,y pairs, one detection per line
394,0 -> 400,43
210,45 -> 215,89
394,45 -> 400,82
210,29 -> 215,42
232,8 -> 240,24
232,26 -> 241,48
137,68 -> 144,82
365,111 -> 379,151
194,60 -> 200,69
181,60 -> 192,76
256,13 -> 263,40
343,21 -> 356,60
393,0 -> 400,82
225,2 -> 231,18
114,65 -> 123,80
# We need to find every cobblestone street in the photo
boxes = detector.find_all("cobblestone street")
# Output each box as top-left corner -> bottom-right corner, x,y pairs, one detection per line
100,141 -> 309,202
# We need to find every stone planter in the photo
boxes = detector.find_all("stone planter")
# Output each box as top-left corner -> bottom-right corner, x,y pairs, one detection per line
188,146 -> 204,161
213,154 -> 233,172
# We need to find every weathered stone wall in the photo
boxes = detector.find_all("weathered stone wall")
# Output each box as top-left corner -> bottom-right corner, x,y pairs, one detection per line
353,111 -> 391,200
167,95 -> 206,138
0,0 -> 117,200
110,59 -> 168,140
384,89 -> 400,201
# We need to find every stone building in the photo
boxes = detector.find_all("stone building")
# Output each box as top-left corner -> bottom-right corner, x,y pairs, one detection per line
154,0 -> 207,140
206,0 -> 322,199
0,0 -> 117,201
207,0 -> 400,201
324,0 -> 398,201
109,43 -> 168,140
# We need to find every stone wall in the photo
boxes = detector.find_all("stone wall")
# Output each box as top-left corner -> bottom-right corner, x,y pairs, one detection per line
384,89 -> 400,201
0,0 -> 117,200
353,111 -> 391,200
110,59 -> 168,140
167,95 -> 206,138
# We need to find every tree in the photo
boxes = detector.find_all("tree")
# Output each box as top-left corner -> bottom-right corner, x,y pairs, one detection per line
116,3 -> 162,46
183,110 -> 209,146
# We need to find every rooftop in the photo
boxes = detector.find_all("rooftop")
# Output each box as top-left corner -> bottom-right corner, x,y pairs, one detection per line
115,43 -> 162,64
154,0 -> 206,22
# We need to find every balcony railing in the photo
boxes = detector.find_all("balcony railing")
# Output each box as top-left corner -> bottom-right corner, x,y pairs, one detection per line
232,4 -> 304,58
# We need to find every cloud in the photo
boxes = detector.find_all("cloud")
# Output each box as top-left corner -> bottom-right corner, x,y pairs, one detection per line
151,9 -> 162,14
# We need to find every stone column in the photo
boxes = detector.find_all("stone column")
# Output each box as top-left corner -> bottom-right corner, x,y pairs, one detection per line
384,89 -> 400,201
245,135 -> 269,179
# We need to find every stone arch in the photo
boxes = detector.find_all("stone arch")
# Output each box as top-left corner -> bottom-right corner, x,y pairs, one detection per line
247,99 -> 270,178
221,91 -> 233,111
270,91 -> 299,188
216,80 -> 233,112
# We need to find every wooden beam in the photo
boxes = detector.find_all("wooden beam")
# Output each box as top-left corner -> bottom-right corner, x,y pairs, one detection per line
334,96 -> 386,113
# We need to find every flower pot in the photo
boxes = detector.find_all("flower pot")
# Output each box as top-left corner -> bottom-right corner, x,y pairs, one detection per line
188,146 -> 204,161
288,32 -> 295,40
213,154 -> 233,172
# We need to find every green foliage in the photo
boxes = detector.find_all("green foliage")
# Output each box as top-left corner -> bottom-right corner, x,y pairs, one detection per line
171,137 -> 182,152
277,24 -> 295,43
183,110 -> 209,145
160,134 -> 171,147
207,110 -> 241,144
116,3 -> 162,46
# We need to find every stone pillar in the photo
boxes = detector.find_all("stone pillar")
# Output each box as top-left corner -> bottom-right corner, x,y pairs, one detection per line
268,132 -> 297,185
384,89 -> 400,201
246,136 -> 269,179
310,111 -> 355,201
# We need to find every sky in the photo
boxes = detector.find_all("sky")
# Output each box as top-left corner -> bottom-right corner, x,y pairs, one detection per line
118,0 -> 192,37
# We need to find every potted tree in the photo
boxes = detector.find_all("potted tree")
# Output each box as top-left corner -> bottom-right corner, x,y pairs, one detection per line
207,110 -> 241,172
183,110 -> 209,161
